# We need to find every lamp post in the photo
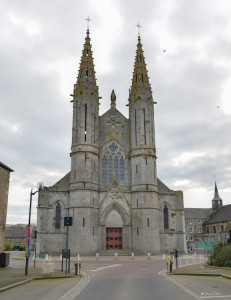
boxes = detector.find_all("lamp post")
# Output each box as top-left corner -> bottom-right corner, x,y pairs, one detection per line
25,182 -> 43,276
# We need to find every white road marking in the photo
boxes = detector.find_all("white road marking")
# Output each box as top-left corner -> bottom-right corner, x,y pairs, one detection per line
57,272 -> 90,300
90,264 -> 122,272
166,276 -> 199,299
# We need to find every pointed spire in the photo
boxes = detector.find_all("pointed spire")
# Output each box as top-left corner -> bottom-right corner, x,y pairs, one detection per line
212,182 -> 223,211
129,35 -> 152,104
213,182 -> 222,201
73,30 -> 98,101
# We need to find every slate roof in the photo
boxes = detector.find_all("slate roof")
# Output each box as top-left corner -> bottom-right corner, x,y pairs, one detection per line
204,204 -> 231,224
5,230 -> 27,238
184,208 -> 211,219
0,162 -> 14,172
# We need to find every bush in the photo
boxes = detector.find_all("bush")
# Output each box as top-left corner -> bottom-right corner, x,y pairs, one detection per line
19,245 -> 25,251
208,245 -> 231,267
4,242 -> 12,251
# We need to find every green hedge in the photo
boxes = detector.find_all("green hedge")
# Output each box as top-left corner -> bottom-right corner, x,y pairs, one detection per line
208,245 -> 231,267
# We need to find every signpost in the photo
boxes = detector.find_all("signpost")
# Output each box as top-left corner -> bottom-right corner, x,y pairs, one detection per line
63,217 -> 72,274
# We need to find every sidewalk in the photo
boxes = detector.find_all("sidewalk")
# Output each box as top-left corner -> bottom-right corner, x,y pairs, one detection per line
171,263 -> 231,280
0,252 -> 78,293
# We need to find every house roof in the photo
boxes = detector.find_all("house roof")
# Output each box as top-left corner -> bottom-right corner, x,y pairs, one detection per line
5,230 -> 27,238
0,162 -> 14,172
204,204 -> 231,224
184,208 -> 211,219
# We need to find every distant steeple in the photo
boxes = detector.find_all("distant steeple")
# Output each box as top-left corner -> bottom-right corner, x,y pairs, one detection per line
129,35 -> 152,104
212,182 -> 223,211
73,29 -> 99,101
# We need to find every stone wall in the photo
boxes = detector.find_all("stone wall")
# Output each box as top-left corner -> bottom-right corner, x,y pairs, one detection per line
0,165 -> 12,252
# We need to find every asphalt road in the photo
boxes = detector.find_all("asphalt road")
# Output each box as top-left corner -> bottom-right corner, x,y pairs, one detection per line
76,260 -> 231,300
1,258 -> 231,300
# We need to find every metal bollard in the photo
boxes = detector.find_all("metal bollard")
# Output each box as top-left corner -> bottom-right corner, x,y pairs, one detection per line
147,253 -> 151,260
96,253 -> 99,261
115,253 -> 118,260
131,253 -> 135,260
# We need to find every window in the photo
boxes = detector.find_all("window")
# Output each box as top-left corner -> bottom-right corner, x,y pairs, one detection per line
101,142 -> 125,183
55,204 -> 61,229
189,219 -> 192,224
83,218 -> 85,227
221,224 -> 224,232
147,218 -> 149,228
163,205 -> 168,229
136,165 -> 138,173
143,108 -> 146,145
213,226 -> 216,233
137,199 -> 139,207
85,104 -> 87,141
190,236 -> 193,241
137,227 -> 139,236
190,227 -> 193,233
135,109 -> 137,145
198,227 -> 202,233
206,226 -> 209,234
198,219 -> 201,224
93,227 -> 94,236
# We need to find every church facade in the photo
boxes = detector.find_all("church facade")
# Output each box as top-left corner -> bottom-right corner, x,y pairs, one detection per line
37,30 -> 187,255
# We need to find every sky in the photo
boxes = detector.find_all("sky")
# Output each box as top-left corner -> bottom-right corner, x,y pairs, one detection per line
1,0 -> 231,224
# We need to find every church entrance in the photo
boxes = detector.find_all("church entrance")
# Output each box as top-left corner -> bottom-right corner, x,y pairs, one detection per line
106,228 -> 122,250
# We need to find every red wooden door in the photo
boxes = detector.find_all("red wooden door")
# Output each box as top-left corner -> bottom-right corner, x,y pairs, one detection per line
106,228 -> 122,250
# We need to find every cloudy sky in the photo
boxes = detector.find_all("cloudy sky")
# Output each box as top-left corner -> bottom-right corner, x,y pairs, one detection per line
1,0 -> 231,224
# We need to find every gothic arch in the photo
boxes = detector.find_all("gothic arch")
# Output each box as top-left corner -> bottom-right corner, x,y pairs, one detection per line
100,201 -> 130,226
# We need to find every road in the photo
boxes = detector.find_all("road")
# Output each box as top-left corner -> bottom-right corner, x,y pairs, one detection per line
1,258 -> 231,300
76,260 -> 231,300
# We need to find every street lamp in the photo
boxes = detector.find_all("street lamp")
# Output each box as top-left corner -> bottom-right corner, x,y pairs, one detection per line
25,182 -> 44,276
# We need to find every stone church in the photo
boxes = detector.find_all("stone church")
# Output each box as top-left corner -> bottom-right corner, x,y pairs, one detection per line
37,30 -> 187,255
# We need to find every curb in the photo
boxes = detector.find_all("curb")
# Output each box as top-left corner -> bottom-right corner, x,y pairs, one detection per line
169,272 -> 231,280
0,274 -> 79,293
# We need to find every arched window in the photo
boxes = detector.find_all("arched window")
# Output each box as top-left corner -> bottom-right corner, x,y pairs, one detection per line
102,142 -> 125,183
163,205 -> 169,229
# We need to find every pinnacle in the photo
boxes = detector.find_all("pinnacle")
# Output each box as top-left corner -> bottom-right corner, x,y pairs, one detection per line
74,30 -> 99,99
129,35 -> 152,103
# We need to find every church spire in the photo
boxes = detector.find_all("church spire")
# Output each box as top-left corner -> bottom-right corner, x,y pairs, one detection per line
212,182 -> 223,211
129,35 -> 152,104
73,29 -> 99,101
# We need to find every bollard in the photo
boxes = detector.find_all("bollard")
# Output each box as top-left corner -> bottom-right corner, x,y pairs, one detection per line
131,253 -> 135,260
115,253 -> 118,260
96,253 -> 99,261
147,253 -> 151,260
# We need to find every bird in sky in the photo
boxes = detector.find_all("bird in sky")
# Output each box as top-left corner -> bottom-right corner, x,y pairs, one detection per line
163,50 -> 166,52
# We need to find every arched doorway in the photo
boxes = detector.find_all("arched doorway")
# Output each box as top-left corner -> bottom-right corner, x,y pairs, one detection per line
105,210 -> 123,250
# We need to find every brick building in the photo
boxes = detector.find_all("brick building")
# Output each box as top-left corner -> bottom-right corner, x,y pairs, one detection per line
0,162 -> 13,252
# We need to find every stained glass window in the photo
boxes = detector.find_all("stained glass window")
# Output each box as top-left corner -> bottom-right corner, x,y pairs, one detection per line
101,142 -> 125,183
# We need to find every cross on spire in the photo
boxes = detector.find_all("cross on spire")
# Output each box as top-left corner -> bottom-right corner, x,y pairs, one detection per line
136,22 -> 142,36
85,16 -> 92,30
